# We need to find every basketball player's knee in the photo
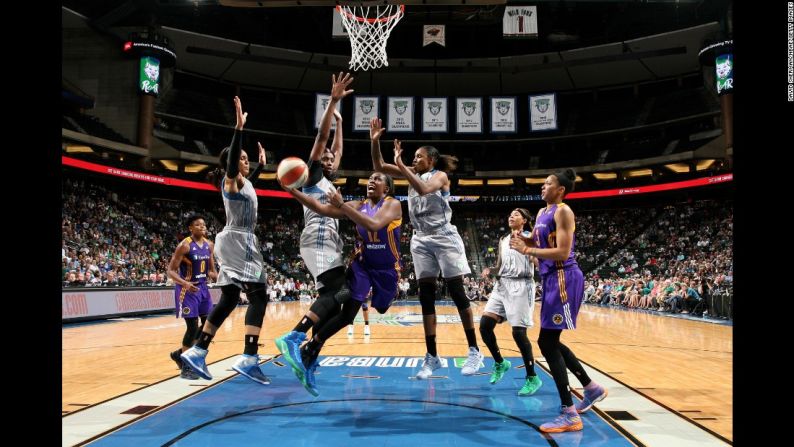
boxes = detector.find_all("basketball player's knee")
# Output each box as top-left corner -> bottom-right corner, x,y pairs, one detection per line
244,288 -> 268,326
537,335 -> 556,356
183,317 -> 199,346
479,314 -> 497,336
318,266 -> 346,293
310,293 -> 340,321
445,277 -> 470,311
418,281 -> 437,315
511,327 -> 529,343
208,285 -> 240,327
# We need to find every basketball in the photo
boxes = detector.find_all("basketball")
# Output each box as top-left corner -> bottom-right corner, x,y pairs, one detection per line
277,157 -> 309,189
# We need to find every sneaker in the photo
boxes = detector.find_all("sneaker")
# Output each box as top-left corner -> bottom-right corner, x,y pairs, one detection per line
232,354 -> 271,385
275,331 -> 307,381
170,350 -> 184,370
489,359 -> 512,384
303,358 -> 320,396
575,382 -> 608,413
347,325 -> 354,336
180,364 -> 199,380
363,325 -> 371,336
539,406 -> 583,433
416,353 -> 441,379
461,347 -> 484,376
518,375 -> 543,396
180,346 -> 212,380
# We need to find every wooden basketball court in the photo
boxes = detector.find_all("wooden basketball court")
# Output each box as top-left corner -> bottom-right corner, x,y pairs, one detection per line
63,300 -> 732,443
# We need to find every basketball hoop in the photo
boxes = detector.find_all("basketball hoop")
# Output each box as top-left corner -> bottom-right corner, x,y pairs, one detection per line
336,4 -> 405,71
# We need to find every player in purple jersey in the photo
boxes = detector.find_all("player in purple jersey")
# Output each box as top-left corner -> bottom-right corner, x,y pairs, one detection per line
281,171 -> 402,394
510,169 -> 607,433
166,215 -> 217,380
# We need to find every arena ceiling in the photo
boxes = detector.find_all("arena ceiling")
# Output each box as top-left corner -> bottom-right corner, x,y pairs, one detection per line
63,0 -> 730,94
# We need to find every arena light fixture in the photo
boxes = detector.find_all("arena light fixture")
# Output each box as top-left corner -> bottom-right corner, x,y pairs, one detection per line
665,163 -> 690,173
333,177 -> 347,185
458,179 -> 484,186
65,144 -> 93,154
184,164 -> 209,173
592,172 -> 618,180
696,159 -> 716,171
627,169 -> 653,178
258,172 -> 277,180
159,160 -> 179,171
487,179 -> 514,186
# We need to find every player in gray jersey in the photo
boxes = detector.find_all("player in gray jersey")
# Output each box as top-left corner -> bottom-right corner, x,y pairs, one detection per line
479,208 -> 543,396
369,117 -> 483,380
275,72 -> 356,394
181,96 -> 272,386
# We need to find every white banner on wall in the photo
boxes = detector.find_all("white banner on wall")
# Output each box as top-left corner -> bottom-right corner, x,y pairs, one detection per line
490,97 -> 517,133
421,97 -> 448,133
62,287 -> 222,321
528,93 -> 558,131
387,96 -> 414,132
314,94 -> 341,130
353,96 -> 380,132
503,5 -> 538,38
456,97 -> 483,134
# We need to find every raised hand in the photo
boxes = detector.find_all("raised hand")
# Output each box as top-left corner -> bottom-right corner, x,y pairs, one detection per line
370,117 -> 385,141
331,71 -> 355,101
333,108 -> 343,122
234,96 -> 247,130
257,142 -> 266,165
393,139 -> 404,166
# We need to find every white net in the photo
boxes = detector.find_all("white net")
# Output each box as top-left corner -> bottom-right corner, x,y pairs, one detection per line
337,4 -> 405,72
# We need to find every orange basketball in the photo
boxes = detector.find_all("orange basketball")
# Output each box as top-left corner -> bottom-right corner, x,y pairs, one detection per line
276,157 -> 309,189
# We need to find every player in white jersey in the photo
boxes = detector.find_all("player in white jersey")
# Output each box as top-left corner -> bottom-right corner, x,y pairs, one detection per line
275,72 -> 356,391
369,117 -> 483,379
479,208 -> 543,396
180,96 -> 272,386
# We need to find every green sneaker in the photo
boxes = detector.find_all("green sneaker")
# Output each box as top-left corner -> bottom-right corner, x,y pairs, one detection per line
489,359 -> 512,384
518,375 -> 543,396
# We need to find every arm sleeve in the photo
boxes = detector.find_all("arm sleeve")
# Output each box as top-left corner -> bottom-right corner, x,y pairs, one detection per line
305,159 -> 324,187
225,129 -> 242,179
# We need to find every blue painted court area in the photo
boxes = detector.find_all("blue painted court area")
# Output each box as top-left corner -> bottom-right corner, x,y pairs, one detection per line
89,356 -> 634,447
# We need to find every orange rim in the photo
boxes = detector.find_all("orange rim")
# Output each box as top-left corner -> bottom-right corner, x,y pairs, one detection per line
336,4 -> 405,24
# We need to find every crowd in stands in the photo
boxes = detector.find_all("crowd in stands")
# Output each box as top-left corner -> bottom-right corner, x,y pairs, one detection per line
62,175 -> 732,318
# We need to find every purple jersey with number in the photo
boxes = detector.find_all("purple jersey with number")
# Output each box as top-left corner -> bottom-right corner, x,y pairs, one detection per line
348,197 -> 402,310
532,203 -> 584,330
174,237 -> 213,318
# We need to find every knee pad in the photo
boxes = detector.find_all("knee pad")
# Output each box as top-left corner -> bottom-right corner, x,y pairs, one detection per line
479,314 -> 498,336
310,291 -> 341,321
208,285 -> 240,327
182,317 -> 199,346
418,280 -> 437,316
445,277 -> 470,311
244,287 -> 268,327
318,266 -> 346,294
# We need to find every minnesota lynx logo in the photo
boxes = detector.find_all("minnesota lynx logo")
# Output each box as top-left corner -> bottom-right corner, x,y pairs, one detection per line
359,99 -> 375,114
462,101 -> 477,116
140,57 -> 160,95
715,54 -> 733,94
394,100 -> 408,115
496,101 -> 511,116
427,101 -> 443,116
534,98 -> 550,114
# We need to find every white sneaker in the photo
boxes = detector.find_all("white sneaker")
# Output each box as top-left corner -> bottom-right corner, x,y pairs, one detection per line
347,324 -> 354,336
461,347 -> 484,376
416,353 -> 441,379
363,325 -> 371,336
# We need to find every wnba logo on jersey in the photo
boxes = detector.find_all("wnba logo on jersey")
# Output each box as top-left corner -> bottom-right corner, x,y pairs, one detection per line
503,5 -> 538,38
